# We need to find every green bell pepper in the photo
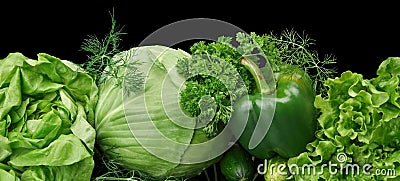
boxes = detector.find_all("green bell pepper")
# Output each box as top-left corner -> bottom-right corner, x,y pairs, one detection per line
231,58 -> 317,159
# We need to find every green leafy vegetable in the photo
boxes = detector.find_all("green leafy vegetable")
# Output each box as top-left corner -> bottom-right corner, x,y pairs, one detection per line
81,14 -> 222,180
0,53 -> 98,181
286,57 -> 400,180
94,45 -> 220,180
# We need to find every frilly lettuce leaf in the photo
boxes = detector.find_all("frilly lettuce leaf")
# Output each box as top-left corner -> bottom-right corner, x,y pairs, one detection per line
286,57 -> 400,180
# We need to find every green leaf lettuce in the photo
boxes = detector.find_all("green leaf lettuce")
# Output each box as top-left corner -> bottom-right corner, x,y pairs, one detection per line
286,57 -> 400,180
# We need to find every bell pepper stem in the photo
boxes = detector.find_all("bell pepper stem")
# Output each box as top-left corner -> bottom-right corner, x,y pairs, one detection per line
240,57 -> 274,95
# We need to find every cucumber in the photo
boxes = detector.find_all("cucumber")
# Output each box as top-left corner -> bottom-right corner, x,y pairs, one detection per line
220,144 -> 255,181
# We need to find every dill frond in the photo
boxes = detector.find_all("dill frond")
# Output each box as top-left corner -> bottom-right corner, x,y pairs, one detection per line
80,10 -> 124,81
256,29 -> 337,95
80,10 -> 144,95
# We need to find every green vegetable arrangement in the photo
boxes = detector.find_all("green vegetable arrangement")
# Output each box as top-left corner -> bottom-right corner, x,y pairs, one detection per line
0,53 -> 98,181
80,16 -> 336,181
1,13 -> 398,181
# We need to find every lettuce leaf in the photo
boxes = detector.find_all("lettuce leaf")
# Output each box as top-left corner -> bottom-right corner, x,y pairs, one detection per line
0,53 -> 97,181
286,57 -> 400,180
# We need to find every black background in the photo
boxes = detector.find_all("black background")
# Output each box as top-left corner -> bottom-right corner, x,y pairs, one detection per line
1,2 -> 399,79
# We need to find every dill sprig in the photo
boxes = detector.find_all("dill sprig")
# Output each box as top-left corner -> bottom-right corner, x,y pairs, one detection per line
251,29 -> 337,95
80,10 -> 124,82
80,11 -> 148,181
80,11 -> 144,95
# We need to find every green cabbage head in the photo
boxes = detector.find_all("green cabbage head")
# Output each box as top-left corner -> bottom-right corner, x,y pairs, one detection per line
0,53 -> 98,181
95,45 -> 223,179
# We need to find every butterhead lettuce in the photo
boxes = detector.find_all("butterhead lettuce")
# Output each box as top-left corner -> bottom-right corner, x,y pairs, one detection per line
0,53 -> 97,181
